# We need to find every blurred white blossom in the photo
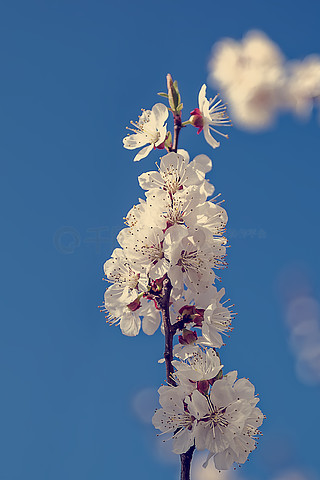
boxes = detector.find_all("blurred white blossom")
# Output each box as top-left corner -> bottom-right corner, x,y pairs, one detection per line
273,469 -> 319,480
286,55 -> 320,118
209,30 -> 320,130
287,296 -> 320,385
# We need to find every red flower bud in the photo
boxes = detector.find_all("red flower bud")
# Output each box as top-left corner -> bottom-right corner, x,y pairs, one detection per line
197,380 -> 210,395
193,308 -> 205,326
178,305 -> 196,316
189,108 -> 204,134
178,328 -> 198,345
127,298 -> 141,312
155,140 -> 166,150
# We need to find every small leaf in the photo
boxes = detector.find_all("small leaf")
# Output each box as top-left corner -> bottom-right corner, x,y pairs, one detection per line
165,131 -> 172,148
166,74 -> 182,113
157,92 -> 168,98
173,80 -> 181,105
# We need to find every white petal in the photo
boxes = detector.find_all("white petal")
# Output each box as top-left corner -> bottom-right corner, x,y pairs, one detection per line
155,124 -> 167,146
210,378 -> 234,407
190,154 -> 212,174
160,151 -> 184,172
120,312 -> 141,336
138,171 -> 163,190
173,429 -> 195,454
213,448 -> 235,470
188,390 -> 209,419
198,84 -> 207,111
133,144 -> 153,162
123,132 -> 148,149
203,125 -> 220,149
234,378 -> 255,400
142,310 -> 161,335
151,103 -> 169,125
177,149 -> 190,163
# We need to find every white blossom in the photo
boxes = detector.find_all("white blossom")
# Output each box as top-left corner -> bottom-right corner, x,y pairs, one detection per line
187,371 -> 263,470
200,289 -> 233,348
163,225 -> 226,294
123,103 -> 168,162
103,289 -> 160,337
190,84 -> 231,148
138,151 -> 214,197
117,225 -> 169,280
103,248 -> 148,304
173,346 -> 222,383
124,197 -> 167,230
154,350 -> 264,469
187,200 -> 227,237
145,187 -> 205,229
152,384 -> 196,454
170,284 -> 222,317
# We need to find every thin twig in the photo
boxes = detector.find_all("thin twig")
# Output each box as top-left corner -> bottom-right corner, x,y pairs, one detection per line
159,87 -> 195,477
172,113 -> 182,153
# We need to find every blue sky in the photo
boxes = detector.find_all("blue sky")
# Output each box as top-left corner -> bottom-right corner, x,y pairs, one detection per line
1,1 -> 320,479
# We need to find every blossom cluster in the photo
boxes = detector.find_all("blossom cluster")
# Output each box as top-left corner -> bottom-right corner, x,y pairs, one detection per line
153,346 -> 263,470
209,30 -> 320,129
103,148 -> 229,339
102,78 -> 264,473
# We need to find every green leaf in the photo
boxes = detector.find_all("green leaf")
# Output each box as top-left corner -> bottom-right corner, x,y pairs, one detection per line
173,80 -> 181,105
157,92 -> 168,98
165,131 -> 172,148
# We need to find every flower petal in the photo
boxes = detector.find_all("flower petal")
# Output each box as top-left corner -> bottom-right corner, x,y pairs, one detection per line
198,84 -> 207,111
133,144 -> 153,162
203,125 -> 220,149
123,132 -> 148,149
151,103 -> 169,125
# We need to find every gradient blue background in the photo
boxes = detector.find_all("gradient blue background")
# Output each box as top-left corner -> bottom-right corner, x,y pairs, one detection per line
1,1 -> 320,479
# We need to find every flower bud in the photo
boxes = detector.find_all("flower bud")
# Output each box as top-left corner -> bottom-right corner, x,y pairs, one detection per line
178,305 -> 195,317
178,328 -> 198,345
178,305 -> 204,326
197,379 -> 210,395
193,308 -> 205,326
149,275 -> 166,293
127,298 -> 141,312
189,108 -> 204,133
167,73 -> 182,113
154,140 -> 165,150
164,131 -> 172,150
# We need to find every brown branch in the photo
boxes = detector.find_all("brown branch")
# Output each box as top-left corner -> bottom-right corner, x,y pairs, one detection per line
158,77 -> 194,477
154,276 -> 176,387
170,318 -> 192,335
155,279 -> 195,477
180,445 -> 195,480
172,113 -> 182,153
171,101 -> 195,479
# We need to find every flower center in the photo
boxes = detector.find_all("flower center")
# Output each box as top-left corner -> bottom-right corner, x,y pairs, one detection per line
206,405 -> 228,428
177,249 -> 202,273
142,123 -> 160,144
126,270 -> 140,289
